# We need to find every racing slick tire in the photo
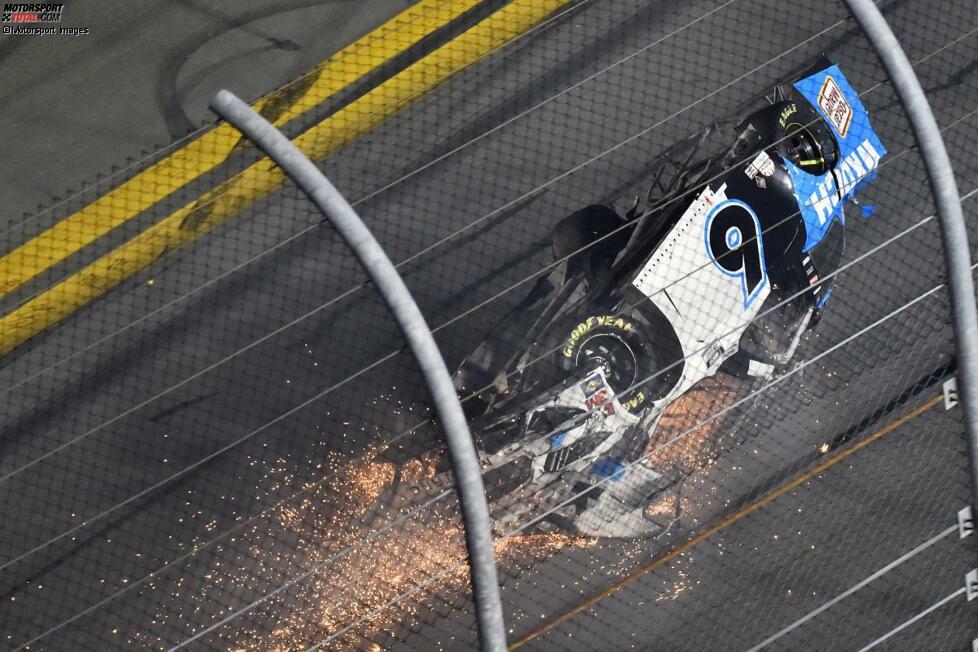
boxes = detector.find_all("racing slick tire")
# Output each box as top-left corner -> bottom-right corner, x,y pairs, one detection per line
556,314 -> 661,414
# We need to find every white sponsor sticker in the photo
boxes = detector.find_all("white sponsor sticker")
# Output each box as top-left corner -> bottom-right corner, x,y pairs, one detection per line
748,359 -> 775,378
817,75 -> 853,138
745,150 -> 776,180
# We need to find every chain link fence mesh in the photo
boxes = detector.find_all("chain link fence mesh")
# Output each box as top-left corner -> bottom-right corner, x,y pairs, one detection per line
1,0 -> 976,649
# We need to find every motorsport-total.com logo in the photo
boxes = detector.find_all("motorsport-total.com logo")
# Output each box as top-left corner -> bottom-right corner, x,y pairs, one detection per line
2,3 -> 63,22
1,3 -> 89,35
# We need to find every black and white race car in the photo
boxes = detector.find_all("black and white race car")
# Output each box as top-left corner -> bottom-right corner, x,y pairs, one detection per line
404,61 -> 886,539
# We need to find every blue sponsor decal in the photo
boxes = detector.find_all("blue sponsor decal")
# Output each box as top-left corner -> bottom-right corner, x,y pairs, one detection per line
591,457 -> 626,482
816,287 -> 833,310
787,64 -> 887,252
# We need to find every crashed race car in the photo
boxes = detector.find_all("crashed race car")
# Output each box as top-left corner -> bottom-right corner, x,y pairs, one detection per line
389,61 -> 887,539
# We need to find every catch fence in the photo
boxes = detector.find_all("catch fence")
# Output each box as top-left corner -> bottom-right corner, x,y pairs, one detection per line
0,0 -> 976,650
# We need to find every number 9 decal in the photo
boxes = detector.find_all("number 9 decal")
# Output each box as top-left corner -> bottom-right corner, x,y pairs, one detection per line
704,199 -> 768,309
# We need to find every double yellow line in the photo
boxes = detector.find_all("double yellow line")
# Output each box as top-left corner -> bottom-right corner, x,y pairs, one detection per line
0,0 -> 570,356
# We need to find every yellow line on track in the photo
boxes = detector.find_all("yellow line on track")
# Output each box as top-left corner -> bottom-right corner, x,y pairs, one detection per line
0,0 -> 482,298
0,0 -> 571,356
508,394 -> 945,650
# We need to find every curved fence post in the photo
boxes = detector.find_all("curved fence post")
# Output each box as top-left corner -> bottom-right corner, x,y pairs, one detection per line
841,0 -> 978,512
209,90 -> 507,651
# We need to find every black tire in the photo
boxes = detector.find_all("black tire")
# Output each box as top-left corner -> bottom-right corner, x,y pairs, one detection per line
556,314 -> 658,414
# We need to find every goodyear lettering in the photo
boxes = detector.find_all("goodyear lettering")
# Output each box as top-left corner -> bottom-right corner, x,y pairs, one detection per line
622,391 -> 645,412
562,315 -> 634,358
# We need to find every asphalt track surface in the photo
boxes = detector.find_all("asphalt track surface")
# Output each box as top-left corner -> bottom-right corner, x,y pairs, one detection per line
1,0 -> 978,650
0,0 -> 416,226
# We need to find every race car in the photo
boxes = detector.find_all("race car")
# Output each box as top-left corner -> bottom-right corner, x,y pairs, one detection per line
402,60 -> 887,539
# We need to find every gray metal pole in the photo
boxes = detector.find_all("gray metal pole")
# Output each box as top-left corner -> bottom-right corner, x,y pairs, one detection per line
842,0 -> 978,509
209,90 -> 507,651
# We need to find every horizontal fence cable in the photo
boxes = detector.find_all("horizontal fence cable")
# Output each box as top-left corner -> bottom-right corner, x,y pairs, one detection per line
746,524 -> 960,651
856,586 -> 968,652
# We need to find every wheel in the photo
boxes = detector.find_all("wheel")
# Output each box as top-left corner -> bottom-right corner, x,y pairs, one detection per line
556,314 -> 662,414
